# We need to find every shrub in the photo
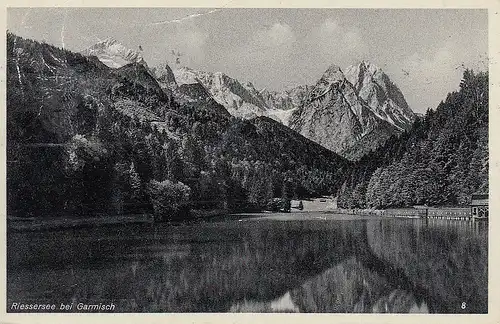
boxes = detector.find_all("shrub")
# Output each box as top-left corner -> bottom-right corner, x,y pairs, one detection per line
147,179 -> 191,221
265,198 -> 291,213
280,199 -> 291,213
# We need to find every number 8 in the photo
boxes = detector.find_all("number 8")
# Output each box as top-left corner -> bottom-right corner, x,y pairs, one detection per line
461,302 -> 467,309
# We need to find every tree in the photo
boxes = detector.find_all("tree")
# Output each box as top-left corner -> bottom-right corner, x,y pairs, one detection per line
180,135 -> 204,179
280,199 -> 291,213
147,179 -> 191,221
163,141 -> 184,181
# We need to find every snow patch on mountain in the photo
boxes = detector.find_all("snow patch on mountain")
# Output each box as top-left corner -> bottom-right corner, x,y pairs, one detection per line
81,38 -> 147,69
168,67 -> 304,123
266,108 -> 298,126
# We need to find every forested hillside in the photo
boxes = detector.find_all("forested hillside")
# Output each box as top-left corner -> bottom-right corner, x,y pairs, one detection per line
337,69 -> 488,208
6,33 -> 350,219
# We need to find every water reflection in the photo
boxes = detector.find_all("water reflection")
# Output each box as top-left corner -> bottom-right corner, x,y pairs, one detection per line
7,216 -> 487,313
366,219 -> 488,313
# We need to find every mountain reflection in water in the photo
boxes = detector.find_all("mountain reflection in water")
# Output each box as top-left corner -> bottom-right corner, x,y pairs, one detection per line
231,257 -> 429,313
7,216 -> 487,313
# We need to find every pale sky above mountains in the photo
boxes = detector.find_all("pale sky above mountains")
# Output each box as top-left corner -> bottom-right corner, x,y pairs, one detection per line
8,8 -> 488,113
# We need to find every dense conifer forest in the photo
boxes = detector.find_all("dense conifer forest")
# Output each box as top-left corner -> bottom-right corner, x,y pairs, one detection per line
337,70 -> 488,208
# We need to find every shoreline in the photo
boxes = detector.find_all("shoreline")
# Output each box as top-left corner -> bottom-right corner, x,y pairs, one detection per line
7,205 -> 481,232
7,214 -> 154,232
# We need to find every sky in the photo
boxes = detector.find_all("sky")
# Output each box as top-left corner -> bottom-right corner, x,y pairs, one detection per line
7,8 -> 488,113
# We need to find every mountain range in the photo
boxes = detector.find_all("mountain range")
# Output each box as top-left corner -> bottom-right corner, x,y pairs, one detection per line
6,33 -> 487,218
82,39 -> 415,159
6,33 -> 349,218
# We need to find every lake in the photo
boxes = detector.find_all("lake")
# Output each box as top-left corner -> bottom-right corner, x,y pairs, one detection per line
6,212 -> 488,313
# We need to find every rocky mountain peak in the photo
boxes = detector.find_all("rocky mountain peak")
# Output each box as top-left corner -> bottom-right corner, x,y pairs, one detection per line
344,61 -> 415,131
100,37 -> 119,46
359,60 -> 379,71
172,66 -> 202,85
153,63 -> 177,87
82,38 -> 147,69
345,60 -> 384,90
320,64 -> 346,84
289,61 -> 416,160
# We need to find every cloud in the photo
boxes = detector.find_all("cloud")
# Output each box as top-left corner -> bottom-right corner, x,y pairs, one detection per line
209,22 -> 297,90
343,30 -> 364,51
387,42 -> 484,113
319,18 -> 339,34
145,24 -> 209,68
170,27 -> 208,65
253,22 -> 296,48
403,45 -> 458,83
227,22 -> 296,64
312,18 -> 368,59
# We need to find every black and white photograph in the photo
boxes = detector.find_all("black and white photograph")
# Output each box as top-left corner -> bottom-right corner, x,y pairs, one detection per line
3,4 -> 493,317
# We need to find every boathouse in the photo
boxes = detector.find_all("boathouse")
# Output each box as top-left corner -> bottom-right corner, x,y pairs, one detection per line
471,194 -> 488,219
